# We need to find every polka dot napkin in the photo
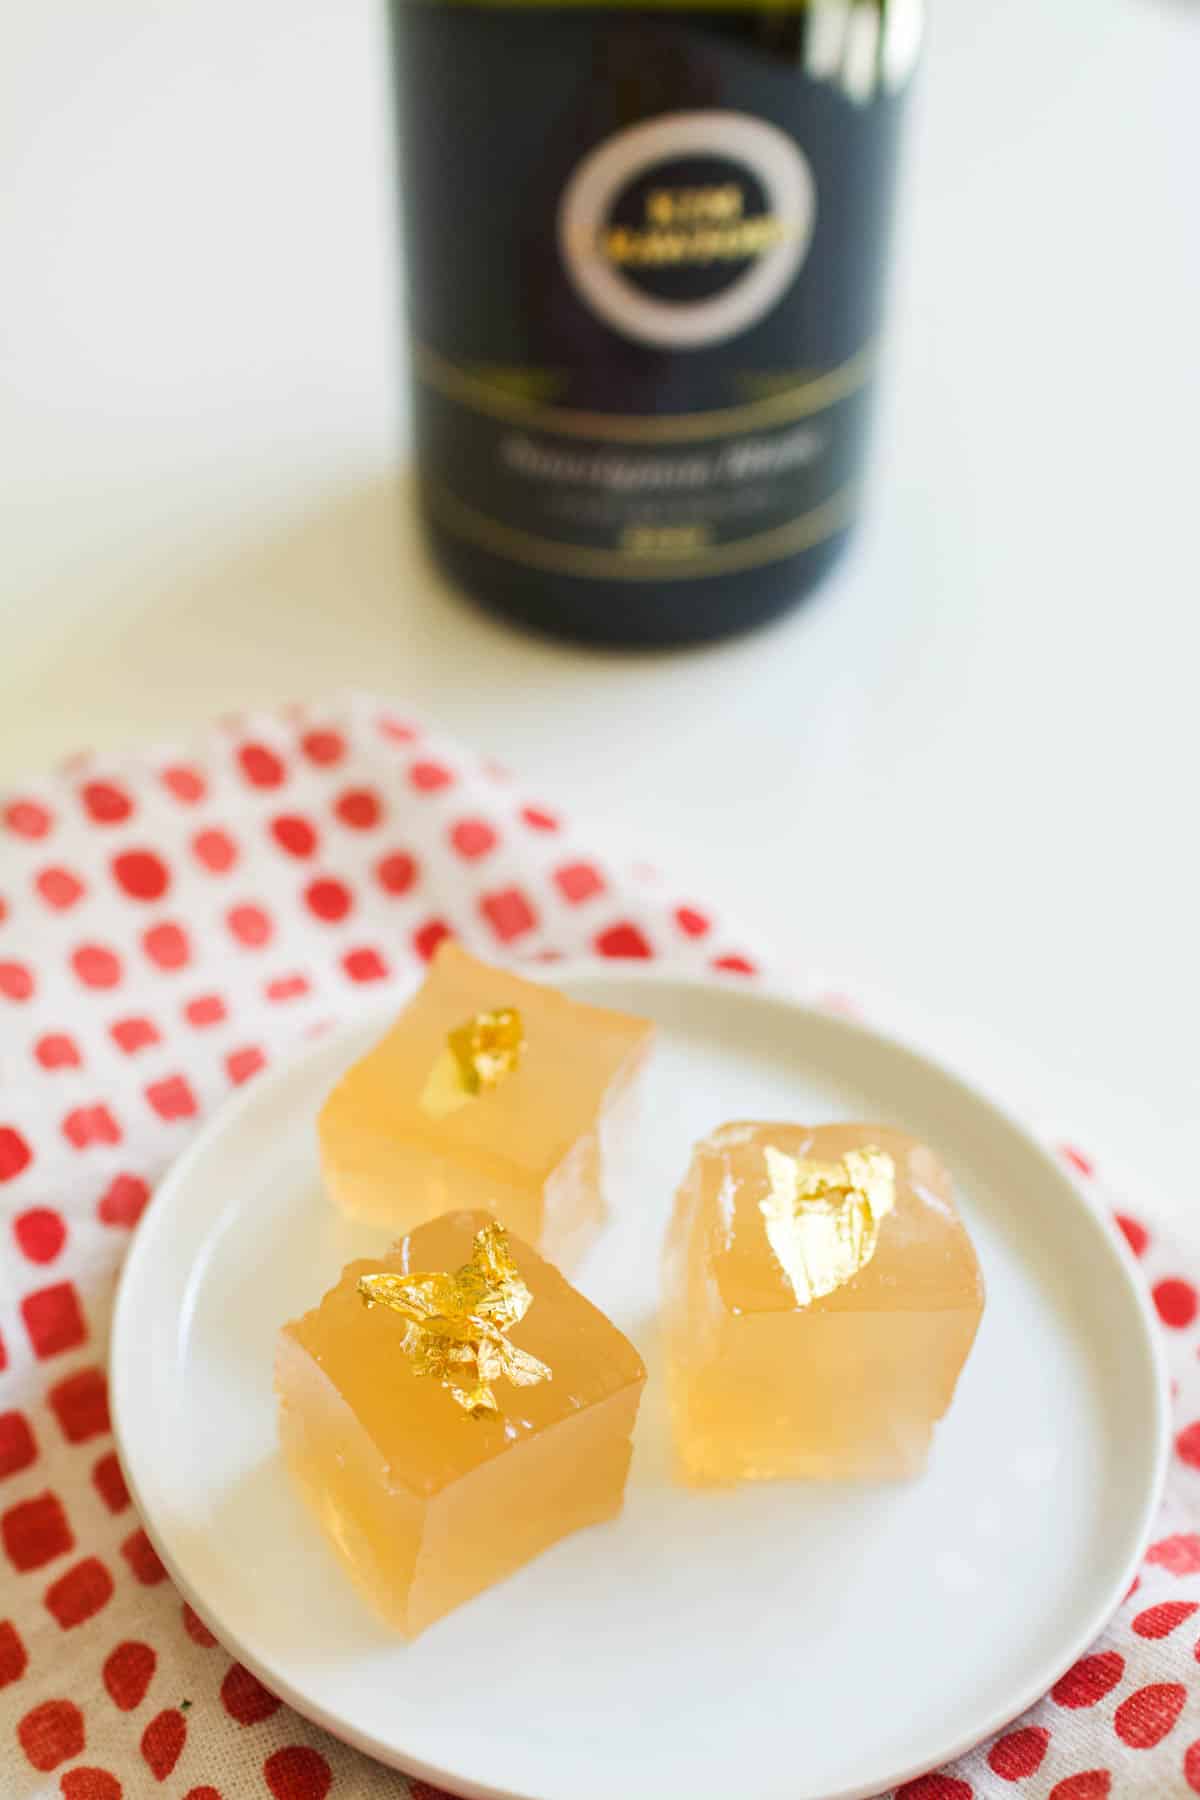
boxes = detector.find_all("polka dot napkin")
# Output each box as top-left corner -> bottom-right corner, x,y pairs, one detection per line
0,692 -> 1194,1800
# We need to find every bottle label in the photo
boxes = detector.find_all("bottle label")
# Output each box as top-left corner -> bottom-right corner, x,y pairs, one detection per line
558,111 -> 816,351
396,5 -> 913,584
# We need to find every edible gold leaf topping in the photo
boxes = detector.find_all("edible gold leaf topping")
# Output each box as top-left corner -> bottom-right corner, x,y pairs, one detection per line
357,1221 -> 551,1417
420,1008 -> 524,1118
760,1145 -> 896,1306
449,1008 -> 524,1092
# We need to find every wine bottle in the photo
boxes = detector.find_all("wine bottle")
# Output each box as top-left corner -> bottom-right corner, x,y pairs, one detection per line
390,0 -> 921,647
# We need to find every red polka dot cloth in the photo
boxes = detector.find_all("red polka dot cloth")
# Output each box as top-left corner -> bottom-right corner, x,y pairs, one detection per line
0,694 -> 1191,1799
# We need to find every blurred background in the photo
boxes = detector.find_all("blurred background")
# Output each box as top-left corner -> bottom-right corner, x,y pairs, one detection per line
1,1 -> 1197,1212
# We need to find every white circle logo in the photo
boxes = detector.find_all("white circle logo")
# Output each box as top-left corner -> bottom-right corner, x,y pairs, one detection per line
558,110 -> 816,351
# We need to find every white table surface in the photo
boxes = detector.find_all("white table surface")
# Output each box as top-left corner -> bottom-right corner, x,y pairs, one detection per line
2,0 -> 1198,1232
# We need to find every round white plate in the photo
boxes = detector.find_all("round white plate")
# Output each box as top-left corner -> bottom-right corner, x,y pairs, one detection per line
111,969 -> 1168,1800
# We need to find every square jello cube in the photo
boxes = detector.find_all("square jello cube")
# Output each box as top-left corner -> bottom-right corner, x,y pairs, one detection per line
277,1209 -> 646,1636
318,941 -> 654,1268
663,1123 -> 984,1483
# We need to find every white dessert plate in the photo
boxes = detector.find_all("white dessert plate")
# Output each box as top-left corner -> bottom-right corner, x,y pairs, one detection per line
110,968 -> 1167,1800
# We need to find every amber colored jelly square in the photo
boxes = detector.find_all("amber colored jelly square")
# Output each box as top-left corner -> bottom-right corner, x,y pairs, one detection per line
277,1209 -> 646,1635
663,1123 -> 984,1484
318,942 -> 654,1266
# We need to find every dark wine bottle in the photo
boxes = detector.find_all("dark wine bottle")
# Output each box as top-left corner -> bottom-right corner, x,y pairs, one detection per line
389,0 -> 920,647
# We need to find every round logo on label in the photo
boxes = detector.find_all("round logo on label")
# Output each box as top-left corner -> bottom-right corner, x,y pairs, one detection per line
558,111 -> 816,351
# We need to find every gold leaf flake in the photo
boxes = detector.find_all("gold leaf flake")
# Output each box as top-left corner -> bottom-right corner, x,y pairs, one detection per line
760,1144 -> 896,1306
358,1220 -> 551,1417
419,1008 -> 525,1118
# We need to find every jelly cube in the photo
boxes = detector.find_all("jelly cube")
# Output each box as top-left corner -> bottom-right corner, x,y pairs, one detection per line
663,1123 -> 984,1483
318,942 -> 654,1267
277,1209 -> 646,1636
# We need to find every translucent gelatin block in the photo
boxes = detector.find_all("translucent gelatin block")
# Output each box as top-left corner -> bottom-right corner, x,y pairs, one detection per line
277,1210 -> 646,1637
663,1123 -> 984,1484
318,942 -> 654,1267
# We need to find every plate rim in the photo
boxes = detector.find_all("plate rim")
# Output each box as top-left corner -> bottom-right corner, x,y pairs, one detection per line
110,961 -> 1171,1800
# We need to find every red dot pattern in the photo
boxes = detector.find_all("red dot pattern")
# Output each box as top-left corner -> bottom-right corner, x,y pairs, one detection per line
6,798 -> 54,838
111,1016 -> 160,1055
36,1033 -> 83,1069
1114,1682 -> 1187,1748
112,850 -> 170,902
335,787 -> 382,830
377,714 -> 417,744
0,958 -> 35,1000
0,1125 -> 33,1182
121,1529 -> 166,1586
1186,1740 -> 1200,1793
555,861 -> 605,904
265,973 -> 309,1003
450,818 -> 497,860
91,1452 -> 129,1513
304,878 -> 352,923
1148,1534 -> 1200,1574
220,1661 -> 281,1725
1048,1775 -> 1111,1800
193,828 -> 238,874
413,918 -> 452,960
301,727 -> 345,765
18,1697 -> 85,1770
343,947 -> 387,983
226,1046 -> 266,1086
97,1173 -> 150,1228
595,921 -> 652,959
895,1777 -> 972,1800
1156,1279 -> 1199,1329
45,1554 -> 115,1629
271,816 -> 318,859
142,921 -> 190,969
145,1075 -> 197,1122
236,744 -> 286,789
182,1603 -> 217,1647
81,782 -> 133,826
262,1746 -> 332,1800
104,1639 -> 157,1711
1116,1212 -> 1149,1257
3,1490 -> 74,1572
163,764 -> 206,804
36,866 -> 86,909
988,1727 -> 1051,1779
62,1105 -> 122,1150
0,1410 -> 38,1477
410,759 -> 452,793
72,944 -> 123,990
141,1707 -> 187,1780
377,851 -> 417,895
61,1770 -> 123,1800
227,904 -> 273,948
185,993 -> 227,1027
47,1367 -> 109,1444
22,1282 -> 88,1357
1052,1652 -> 1125,1709
0,1619 -> 28,1687
15,1206 -> 67,1263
